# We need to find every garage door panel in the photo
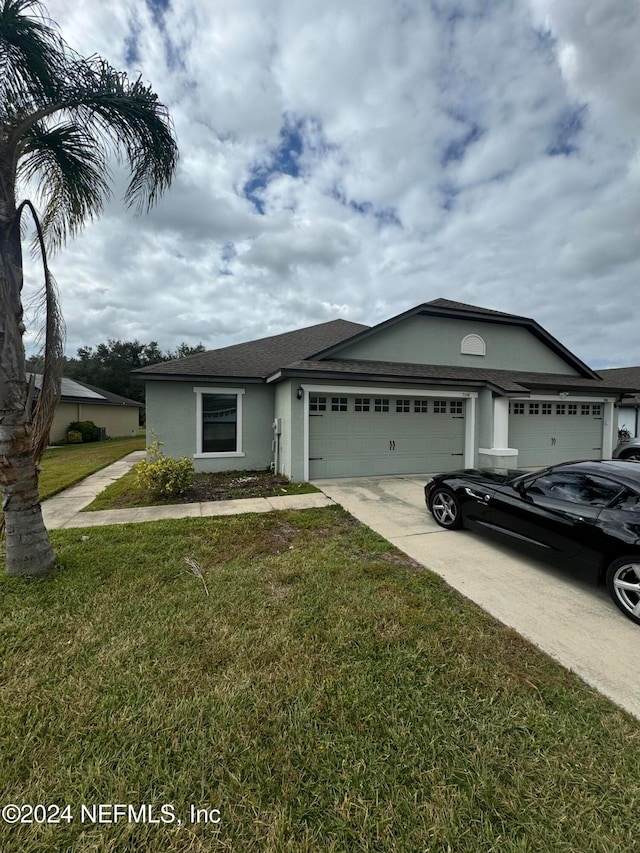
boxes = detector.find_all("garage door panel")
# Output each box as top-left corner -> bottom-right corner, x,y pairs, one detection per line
509,401 -> 603,468
309,395 -> 466,478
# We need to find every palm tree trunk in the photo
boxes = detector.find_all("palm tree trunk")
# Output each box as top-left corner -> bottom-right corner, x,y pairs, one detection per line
0,196 -> 57,577
1,423 -> 56,576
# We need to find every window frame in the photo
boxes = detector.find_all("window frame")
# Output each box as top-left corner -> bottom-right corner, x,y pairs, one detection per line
194,387 -> 245,458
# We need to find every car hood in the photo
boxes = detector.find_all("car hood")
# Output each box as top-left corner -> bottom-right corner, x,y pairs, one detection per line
444,468 -> 527,485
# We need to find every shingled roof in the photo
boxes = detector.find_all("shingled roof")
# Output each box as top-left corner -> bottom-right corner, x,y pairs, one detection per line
135,319 -> 369,380
275,358 -> 632,396
133,298 -> 636,396
598,367 -> 640,405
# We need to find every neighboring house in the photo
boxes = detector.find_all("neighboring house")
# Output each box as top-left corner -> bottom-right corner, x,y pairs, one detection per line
134,298 -> 639,480
31,375 -> 143,444
598,367 -> 640,437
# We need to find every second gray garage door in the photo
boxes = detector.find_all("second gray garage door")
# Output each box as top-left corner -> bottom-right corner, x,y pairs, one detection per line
309,394 -> 466,478
509,401 -> 603,468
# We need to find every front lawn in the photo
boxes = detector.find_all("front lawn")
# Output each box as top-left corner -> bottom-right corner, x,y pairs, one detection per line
1,508 -> 639,852
38,435 -> 146,500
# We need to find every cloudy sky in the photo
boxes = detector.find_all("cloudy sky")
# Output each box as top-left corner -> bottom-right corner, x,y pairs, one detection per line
21,0 -> 640,368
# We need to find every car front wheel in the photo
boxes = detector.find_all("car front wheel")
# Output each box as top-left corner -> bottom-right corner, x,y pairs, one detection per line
606,558 -> 640,625
430,488 -> 463,530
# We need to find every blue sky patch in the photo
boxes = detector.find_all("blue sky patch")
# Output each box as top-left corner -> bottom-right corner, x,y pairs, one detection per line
243,118 -> 308,214
547,105 -> 587,156
441,122 -> 484,166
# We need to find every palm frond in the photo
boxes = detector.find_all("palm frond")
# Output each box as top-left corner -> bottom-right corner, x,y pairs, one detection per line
0,0 -> 65,115
64,58 -> 178,215
15,199 -> 65,464
3,1 -> 178,248
18,121 -> 111,247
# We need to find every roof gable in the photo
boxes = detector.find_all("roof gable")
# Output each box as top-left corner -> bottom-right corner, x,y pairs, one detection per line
312,298 -> 599,379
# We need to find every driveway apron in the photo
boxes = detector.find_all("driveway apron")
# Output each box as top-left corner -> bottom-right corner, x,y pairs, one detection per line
315,475 -> 640,721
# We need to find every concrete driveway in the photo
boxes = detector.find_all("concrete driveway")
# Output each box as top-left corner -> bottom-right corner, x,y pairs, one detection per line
314,475 -> 640,720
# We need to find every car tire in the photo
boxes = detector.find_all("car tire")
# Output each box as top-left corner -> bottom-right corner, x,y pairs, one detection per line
606,557 -> 640,625
430,488 -> 463,530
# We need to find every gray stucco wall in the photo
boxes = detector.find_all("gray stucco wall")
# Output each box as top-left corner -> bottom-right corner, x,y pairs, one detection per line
337,315 -> 580,375
145,380 -> 275,473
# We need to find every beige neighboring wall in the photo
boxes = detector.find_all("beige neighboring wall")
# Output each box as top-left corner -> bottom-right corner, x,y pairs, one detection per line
51,402 -> 140,443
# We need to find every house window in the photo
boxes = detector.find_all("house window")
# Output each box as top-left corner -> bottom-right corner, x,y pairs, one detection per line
568,404 -> 577,416
355,398 -> 370,412
414,399 -> 428,413
450,401 -> 463,415
556,404 -> 566,415
460,334 -> 486,356
542,403 -> 552,415
309,396 -> 327,412
581,404 -> 591,416
592,404 -> 602,417
396,399 -> 411,413
512,403 -> 525,415
434,400 -> 447,414
374,398 -> 390,412
528,403 -> 539,415
331,397 -> 348,412
194,388 -> 244,457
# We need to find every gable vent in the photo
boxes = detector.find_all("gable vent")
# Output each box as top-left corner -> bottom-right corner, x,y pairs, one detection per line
461,334 -> 486,356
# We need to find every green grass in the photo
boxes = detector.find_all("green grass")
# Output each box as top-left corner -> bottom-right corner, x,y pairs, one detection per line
38,436 -> 145,500
1,507 -> 640,852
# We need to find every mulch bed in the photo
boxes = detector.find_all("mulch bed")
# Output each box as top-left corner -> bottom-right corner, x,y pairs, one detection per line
180,471 -> 300,503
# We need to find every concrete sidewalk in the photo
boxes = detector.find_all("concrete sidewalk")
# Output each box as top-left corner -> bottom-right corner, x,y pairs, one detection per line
42,452 -> 334,529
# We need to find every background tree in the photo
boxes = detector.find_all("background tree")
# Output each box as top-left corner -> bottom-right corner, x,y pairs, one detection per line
0,0 -> 178,576
63,339 -> 206,403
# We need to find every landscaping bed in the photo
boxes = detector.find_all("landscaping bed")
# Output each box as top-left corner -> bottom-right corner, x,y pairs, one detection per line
85,467 -> 318,511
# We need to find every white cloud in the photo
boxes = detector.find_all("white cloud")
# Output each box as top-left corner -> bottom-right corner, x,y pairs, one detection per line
15,0 -> 639,369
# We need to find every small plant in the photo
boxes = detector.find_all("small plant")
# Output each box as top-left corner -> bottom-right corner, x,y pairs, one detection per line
66,430 -> 83,444
135,439 -> 194,499
183,556 -> 209,596
68,420 -> 100,442
618,426 -> 632,442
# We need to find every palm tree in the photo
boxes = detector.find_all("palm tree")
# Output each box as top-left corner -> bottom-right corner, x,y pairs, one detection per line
0,0 -> 178,576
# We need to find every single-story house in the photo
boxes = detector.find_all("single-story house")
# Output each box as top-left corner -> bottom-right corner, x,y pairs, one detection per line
597,367 -> 640,438
134,298 -> 639,480
31,375 -> 143,444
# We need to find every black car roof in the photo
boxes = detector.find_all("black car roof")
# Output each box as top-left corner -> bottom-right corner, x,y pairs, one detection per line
550,460 -> 640,489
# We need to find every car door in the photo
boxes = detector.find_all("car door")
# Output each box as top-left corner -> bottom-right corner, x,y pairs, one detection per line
486,471 -> 622,561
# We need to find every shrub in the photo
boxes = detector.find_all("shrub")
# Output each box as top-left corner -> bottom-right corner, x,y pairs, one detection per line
66,430 -> 83,444
68,420 -> 100,443
135,440 -> 194,499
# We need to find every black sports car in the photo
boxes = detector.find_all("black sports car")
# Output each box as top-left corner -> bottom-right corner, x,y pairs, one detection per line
424,460 -> 640,626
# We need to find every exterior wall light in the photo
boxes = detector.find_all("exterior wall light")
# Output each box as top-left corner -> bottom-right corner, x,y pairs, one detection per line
297,386 -> 304,400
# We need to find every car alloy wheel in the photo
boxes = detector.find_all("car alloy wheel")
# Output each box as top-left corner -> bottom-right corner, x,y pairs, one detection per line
430,488 -> 463,530
606,558 -> 640,625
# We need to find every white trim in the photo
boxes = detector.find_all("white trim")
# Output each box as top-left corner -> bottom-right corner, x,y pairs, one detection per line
300,384 -> 478,481
509,393 -> 617,403
193,387 -> 245,457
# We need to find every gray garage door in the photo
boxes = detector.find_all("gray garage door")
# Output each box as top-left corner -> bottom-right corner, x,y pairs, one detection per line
509,401 -> 603,468
309,394 -> 466,478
